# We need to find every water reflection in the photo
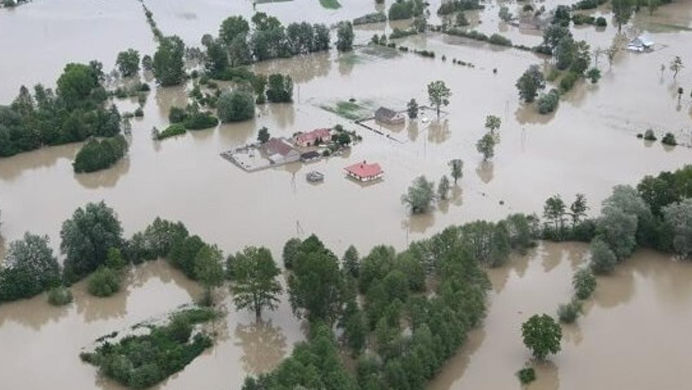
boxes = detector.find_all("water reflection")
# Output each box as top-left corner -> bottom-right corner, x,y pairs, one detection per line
0,294 -> 70,330
532,360 -> 560,390
74,157 -> 131,189
475,160 -> 494,184
234,319 -> 288,374
427,119 -> 451,144
0,144 -> 79,181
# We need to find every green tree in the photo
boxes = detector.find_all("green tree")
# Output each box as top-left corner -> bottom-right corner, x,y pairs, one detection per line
266,74 -> 293,103
153,36 -> 186,86
543,194 -> 566,233
401,175 -> 436,214
87,266 -> 121,297
257,126 -> 270,143
612,0 -> 634,32
217,90 -> 255,122
589,237 -> 617,274
169,235 -> 205,278
437,175 -> 451,200
288,235 -> 344,324
219,15 -> 250,44
61,202 -> 123,283
476,132 -> 496,161
282,237 -> 301,269
670,56 -> 684,79
449,159 -> 463,184
542,25 -> 572,52
427,80 -> 451,119
312,24 -> 331,52
521,314 -> 562,360
116,49 -> 140,77
342,245 -> 360,278
194,244 -> 225,305
662,199 -> 692,258
56,63 -> 102,109
229,246 -> 282,319
0,233 -> 60,302
229,34 -> 253,66
516,65 -> 545,103
407,98 -> 419,119
484,114 -> 501,133
569,193 -> 588,227
203,38 -> 229,77
572,267 -> 596,299
336,21 -> 354,52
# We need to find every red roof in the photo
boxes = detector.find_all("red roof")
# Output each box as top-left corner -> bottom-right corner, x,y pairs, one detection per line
344,161 -> 383,178
296,128 -> 331,144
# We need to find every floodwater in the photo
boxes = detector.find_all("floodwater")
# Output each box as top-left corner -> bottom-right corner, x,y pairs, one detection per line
429,242 -> 692,390
1,0 -> 692,389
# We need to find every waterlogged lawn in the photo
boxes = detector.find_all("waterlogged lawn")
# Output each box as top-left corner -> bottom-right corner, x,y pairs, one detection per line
319,0 -> 341,9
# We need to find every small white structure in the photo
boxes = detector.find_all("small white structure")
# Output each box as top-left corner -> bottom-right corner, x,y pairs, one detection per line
627,35 -> 654,52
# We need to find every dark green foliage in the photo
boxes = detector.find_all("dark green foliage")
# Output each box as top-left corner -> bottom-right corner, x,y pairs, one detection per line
281,237 -> 301,270
168,106 -> 187,123
516,65 -> 545,103
336,21 -> 355,52
517,367 -> 536,384
353,12 -> 387,25
47,286 -> 73,306
87,266 -> 121,297
488,33 -> 512,46
153,36 -> 186,86
169,235 -> 206,279
80,308 -> 216,389
637,166 -> 692,216
537,89 -> 560,114
586,67 -> 601,83
521,314 -> 562,359
183,110 -> 219,130
572,0 -> 607,10
437,0 -> 482,15
265,74 -> 293,103
219,16 -> 250,45
559,71 -> 580,93
557,299 -> 581,323
116,49 -> 140,77
589,237 -> 617,274
73,134 -> 128,173
0,233 -> 61,302
61,202 -> 123,283
596,16 -> 607,26
573,267 -> 596,299
122,218 -> 189,263
401,176 -> 436,214
228,246 -> 282,319
389,0 -> 425,20
157,123 -> 186,140
662,132 -> 677,146
217,90 -> 255,122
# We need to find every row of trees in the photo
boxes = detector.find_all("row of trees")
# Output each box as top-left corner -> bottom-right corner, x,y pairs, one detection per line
0,62 -> 122,157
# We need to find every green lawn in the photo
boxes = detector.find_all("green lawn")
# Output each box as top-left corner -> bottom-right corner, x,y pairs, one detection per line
319,0 -> 341,9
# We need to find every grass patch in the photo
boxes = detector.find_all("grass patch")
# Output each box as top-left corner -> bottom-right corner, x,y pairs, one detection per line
81,307 -> 217,389
360,45 -> 401,60
319,99 -> 376,120
319,0 -> 341,9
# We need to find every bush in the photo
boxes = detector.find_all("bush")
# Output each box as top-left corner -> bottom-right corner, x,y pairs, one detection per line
73,135 -> 129,173
643,129 -> 657,141
537,89 -> 560,114
183,111 -> 219,130
595,16 -> 607,27
557,299 -> 582,323
353,12 -> 387,25
489,33 -> 512,46
517,367 -> 536,384
169,106 -> 187,123
573,267 -> 597,299
586,68 -> 601,83
157,123 -> 186,140
559,71 -> 580,93
134,107 -> 144,117
589,237 -> 617,274
217,90 -> 255,122
47,286 -> 73,306
662,132 -> 677,146
87,267 -> 121,297
571,14 -> 595,25
546,68 -> 560,82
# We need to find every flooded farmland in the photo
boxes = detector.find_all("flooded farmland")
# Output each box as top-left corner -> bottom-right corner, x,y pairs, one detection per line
1,0 -> 692,388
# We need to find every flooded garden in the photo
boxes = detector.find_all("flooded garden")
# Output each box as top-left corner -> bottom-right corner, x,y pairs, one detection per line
1,0 -> 692,388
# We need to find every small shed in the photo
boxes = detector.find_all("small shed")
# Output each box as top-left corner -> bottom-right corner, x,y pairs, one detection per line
375,107 -> 405,125
300,151 -> 321,163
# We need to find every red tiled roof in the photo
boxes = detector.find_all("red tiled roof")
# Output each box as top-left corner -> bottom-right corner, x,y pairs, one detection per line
344,161 -> 382,178
296,128 -> 331,144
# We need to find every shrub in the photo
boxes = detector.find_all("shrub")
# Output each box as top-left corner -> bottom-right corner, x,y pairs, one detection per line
572,14 -> 595,25
87,267 -> 121,297
489,33 -> 512,46
47,286 -> 73,306
169,106 -> 187,123
517,367 -> 536,384
183,111 -> 219,130
643,129 -> 657,141
662,132 -> 677,146
73,135 -> 129,173
589,237 -> 617,274
546,68 -> 560,82
217,90 -> 255,122
537,89 -> 559,114
586,68 -> 601,83
557,299 -> 582,323
595,16 -> 607,27
559,71 -> 580,93
134,107 -> 144,117
157,123 -> 186,140
573,267 -> 597,299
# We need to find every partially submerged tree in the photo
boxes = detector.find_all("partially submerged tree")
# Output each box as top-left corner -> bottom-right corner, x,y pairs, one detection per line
476,133 -> 496,161
427,80 -> 451,119
484,115 -> 501,134
407,98 -> 419,119
228,246 -> 282,319
670,56 -> 684,79
611,0 -> 634,32
516,65 -> 545,103
116,49 -> 141,78
437,175 -> 451,200
449,159 -> 464,184
336,21 -> 354,52
401,176 -> 436,214
194,244 -> 225,306
521,314 -> 562,360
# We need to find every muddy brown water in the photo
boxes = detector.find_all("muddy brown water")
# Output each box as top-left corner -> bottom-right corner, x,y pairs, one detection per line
1,0 -> 692,389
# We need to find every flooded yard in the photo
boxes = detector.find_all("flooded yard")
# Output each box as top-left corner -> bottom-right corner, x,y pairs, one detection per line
1,0 -> 692,388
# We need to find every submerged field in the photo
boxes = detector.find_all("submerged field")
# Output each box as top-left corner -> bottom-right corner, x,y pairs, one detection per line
0,0 -> 691,388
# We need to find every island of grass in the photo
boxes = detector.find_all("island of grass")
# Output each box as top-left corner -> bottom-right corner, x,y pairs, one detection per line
80,307 -> 217,389
319,0 -> 341,9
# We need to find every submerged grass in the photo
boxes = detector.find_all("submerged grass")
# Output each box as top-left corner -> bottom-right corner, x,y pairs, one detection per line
319,0 -> 341,9
319,99 -> 376,120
